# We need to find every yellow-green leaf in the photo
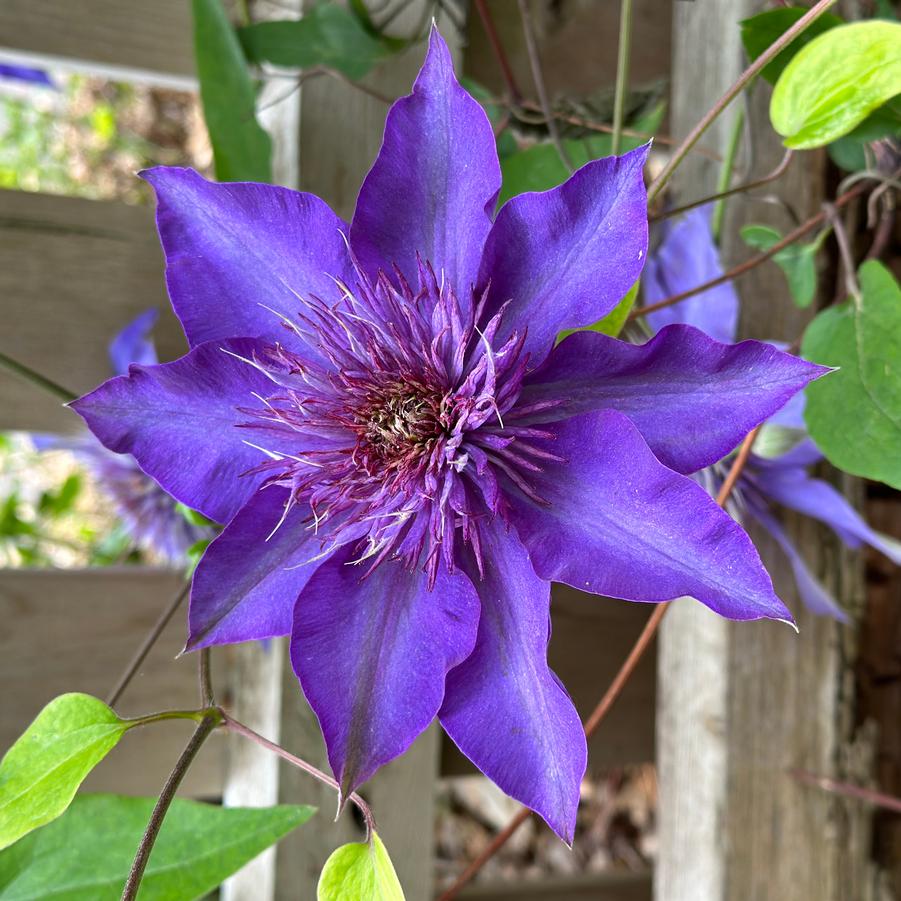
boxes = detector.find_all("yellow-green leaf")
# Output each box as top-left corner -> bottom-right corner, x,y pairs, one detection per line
770,21 -> 901,149
0,695 -> 129,849
318,832 -> 404,901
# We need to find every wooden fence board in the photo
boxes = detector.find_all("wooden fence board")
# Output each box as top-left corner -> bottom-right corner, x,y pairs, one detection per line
457,870 -> 652,900
657,2 -> 878,899
0,0 -> 194,88
442,584 -> 656,777
0,189 -> 186,432
0,568 -> 225,797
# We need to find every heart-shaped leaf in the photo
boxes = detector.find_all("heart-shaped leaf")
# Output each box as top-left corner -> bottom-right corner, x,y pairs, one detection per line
0,695 -> 129,849
802,261 -> 901,489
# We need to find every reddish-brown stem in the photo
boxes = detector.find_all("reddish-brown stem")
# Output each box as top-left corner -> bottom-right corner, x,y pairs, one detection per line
438,431 -> 761,899
517,0 -> 572,172
647,0 -> 838,203
221,712 -> 377,839
474,0 -> 521,103
650,150 -> 794,223
630,181 -> 868,322
514,101 -> 722,161
789,769 -> 901,814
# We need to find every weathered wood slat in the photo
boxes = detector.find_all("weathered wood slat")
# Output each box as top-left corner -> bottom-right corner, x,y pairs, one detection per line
0,568 -> 225,797
442,584 -> 656,777
658,2 -> 878,899
0,189 -> 186,431
457,870 -> 652,900
0,0 -> 194,88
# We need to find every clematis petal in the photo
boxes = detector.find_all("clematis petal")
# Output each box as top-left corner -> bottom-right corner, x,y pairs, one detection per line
70,338 -> 280,524
753,468 -> 901,564
519,324 -> 829,474
478,144 -> 649,365
187,487 -> 328,650
440,522 -> 585,843
291,545 -> 480,800
642,207 -> 739,343
350,28 -> 500,299
748,505 -> 850,621
108,309 -> 159,375
141,167 -> 353,349
503,409 -> 794,623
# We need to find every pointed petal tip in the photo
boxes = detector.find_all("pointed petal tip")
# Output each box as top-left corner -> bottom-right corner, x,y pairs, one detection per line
775,616 -> 800,634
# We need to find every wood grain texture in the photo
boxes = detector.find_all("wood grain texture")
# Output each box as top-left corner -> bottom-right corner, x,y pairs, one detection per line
0,0 -> 194,88
658,2 -> 879,899
0,189 -> 186,431
456,869 -> 652,900
219,4 -> 300,895
442,584 -> 656,777
0,568 -> 225,798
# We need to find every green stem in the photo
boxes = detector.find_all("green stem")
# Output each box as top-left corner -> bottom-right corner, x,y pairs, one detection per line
124,707 -> 222,729
711,106 -> 745,244
611,0 -> 634,156
647,0 -> 838,203
0,351 -> 77,403
120,714 -> 219,901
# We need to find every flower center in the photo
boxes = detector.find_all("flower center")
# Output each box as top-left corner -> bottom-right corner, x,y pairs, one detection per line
358,380 -> 448,461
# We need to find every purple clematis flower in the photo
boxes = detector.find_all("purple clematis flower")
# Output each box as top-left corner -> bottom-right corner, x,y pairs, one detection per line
34,310 -> 213,564
72,31 -> 828,841
0,63 -> 54,88
643,208 -> 901,622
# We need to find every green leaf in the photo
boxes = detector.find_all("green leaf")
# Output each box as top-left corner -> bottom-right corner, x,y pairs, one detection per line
739,7 -> 843,85
174,503 -> 216,528
498,103 -> 662,205
740,223 -> 820,308
318,832 -> 404,901
0,695 -> 129,850
193,0 -> 272,182
827,96 -> 901,172
770,21 -> 901,149
0,794 -> 315,900
557,280 -> 639,342
802,260 -> 901,489
238,5 -> 404,80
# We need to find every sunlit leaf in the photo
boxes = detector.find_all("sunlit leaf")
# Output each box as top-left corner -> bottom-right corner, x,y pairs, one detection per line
0,695 -> 128,849
318,832 -> 404,901
802,260 -> 901,489
193,0 -> 272,182
739,6 -> 842,85
0,794 -> 315,900
770,20 -> 901,149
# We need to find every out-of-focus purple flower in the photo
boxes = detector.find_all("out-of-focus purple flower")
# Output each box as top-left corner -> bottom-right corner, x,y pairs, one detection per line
72,31 -> 827,841
0,63 -> 54,89
643,208 -> 901,622
34,310 -> 212,564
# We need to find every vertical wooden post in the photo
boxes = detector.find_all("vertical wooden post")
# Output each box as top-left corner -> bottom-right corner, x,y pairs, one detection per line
657,2 -> 879,899
224,5 -> 461,900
